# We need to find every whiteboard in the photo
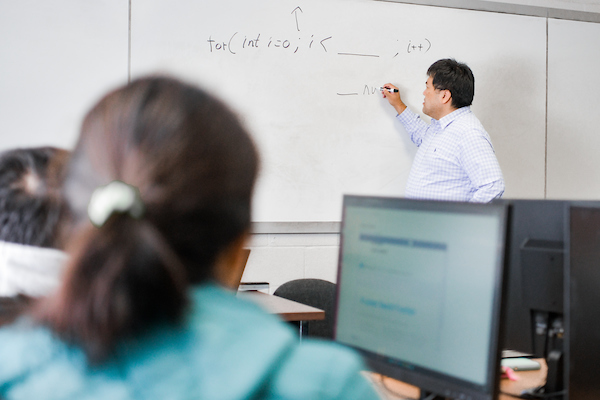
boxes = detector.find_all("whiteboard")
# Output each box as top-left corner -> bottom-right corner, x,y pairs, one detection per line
131,0 -> 547,222
0,0 -> 128,152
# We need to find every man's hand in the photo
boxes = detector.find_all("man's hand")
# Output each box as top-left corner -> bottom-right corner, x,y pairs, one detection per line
381,83 -> 407,115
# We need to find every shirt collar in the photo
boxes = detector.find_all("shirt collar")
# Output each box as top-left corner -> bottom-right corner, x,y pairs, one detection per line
433,106 -> 471,130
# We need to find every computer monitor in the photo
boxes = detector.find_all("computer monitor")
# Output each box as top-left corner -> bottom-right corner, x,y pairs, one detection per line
499,200 -> 566,359
495,199 -> 569,397
565,204 -> 600,400
335,196 -> 509,400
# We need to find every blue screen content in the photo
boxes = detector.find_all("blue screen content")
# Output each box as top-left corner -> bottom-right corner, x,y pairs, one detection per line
336,203 -> 503,387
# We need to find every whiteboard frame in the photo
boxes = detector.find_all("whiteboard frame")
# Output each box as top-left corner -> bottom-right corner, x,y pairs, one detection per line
377,0 -> 600,23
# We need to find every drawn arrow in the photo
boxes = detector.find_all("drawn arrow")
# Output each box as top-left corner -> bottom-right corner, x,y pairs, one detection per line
291,7 -> 303,31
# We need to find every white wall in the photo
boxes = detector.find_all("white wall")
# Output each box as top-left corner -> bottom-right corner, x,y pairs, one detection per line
547,18 -> 600,199
0,0 -> 128,151
243,233 -> 341,293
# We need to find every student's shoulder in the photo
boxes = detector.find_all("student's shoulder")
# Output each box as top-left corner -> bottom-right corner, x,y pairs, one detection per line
190,284 -> 292,331
272,339 -> 380,400
0,317 -> 56,356
0,320 -> 128,400
0,317 -> 76,385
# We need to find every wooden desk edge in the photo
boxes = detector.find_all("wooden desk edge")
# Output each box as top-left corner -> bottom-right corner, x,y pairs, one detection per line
237,291 -> 325,322
367,359 -> 548,400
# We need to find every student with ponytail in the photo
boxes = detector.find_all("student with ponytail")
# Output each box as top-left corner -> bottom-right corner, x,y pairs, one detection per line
0,77 -> 380,400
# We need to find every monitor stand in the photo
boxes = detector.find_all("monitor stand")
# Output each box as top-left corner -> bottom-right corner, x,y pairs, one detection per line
419,391 -> 445,400
521,313 -> 564,399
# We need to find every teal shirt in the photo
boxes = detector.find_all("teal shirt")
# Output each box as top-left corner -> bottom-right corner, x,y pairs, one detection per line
0,284 -> 380,400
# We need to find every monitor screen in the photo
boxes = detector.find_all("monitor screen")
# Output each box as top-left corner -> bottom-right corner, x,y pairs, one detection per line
335,196 -> 508,400
566,205 -> 600,400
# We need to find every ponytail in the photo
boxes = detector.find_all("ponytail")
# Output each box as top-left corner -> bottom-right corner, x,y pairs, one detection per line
37,215 -> 189,364
38,76 -> 260,364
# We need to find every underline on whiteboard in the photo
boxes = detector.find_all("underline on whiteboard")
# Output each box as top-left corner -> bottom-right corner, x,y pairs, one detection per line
337,93 -> 359,96
337,53 -> 380,58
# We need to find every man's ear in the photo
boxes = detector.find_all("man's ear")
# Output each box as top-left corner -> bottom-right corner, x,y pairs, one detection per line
440,89 -> 452,105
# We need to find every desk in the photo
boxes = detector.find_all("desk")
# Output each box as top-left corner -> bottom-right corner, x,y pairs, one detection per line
237,291 -> 325,338
370,359 -> 547,400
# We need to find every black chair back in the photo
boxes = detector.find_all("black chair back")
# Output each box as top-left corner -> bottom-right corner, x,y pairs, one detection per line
274,278 -> 336,339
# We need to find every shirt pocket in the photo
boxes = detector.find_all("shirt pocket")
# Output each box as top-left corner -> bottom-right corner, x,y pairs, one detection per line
431,146 -> 459,166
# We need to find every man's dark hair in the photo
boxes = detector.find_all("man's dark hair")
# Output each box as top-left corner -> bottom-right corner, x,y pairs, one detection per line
427,58 -> 475,109
0,147 -> 69,248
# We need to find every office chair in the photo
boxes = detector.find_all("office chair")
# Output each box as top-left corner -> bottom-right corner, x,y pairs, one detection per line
273,278 -> 336,339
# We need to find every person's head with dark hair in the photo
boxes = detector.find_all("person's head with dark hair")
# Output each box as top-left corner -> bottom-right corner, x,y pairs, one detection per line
0,147 -> 70,249
0,76 -> 381,400
426,58 -> 475,110
37,76 -> 259,363
0,146 -> 70,302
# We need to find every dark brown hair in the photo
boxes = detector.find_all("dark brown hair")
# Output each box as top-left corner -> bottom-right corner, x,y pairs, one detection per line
37,76 -> 259,363
427,58 -> 475,109
0,146 -> 70,248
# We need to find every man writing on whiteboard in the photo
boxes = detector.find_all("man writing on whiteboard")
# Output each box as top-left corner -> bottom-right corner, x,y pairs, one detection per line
382,58 -> 504,202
